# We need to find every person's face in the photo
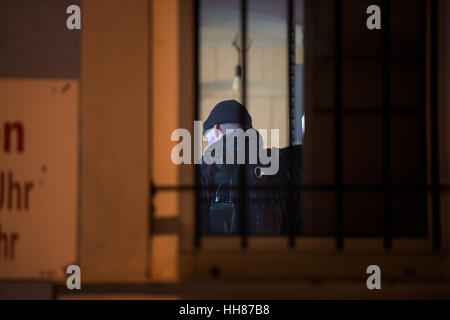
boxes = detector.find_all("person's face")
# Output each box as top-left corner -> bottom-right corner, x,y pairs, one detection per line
204,124 -> 224,146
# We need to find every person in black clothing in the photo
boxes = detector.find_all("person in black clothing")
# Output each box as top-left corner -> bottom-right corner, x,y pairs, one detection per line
198,99 -> 302,235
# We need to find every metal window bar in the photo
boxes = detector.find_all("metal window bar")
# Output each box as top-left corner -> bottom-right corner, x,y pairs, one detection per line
287,0 -> 296,247
239,0 -> 248,248
148,0 -> 443,252
382,0 -> 392,249
334,0 -> 343,249
151,184 -> 449,193
194,0 -> 201,248
431,0 -> 441,250
420,0 -> 428,244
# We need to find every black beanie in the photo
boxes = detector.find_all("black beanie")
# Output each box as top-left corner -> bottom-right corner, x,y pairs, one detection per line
203,100 -> 253,134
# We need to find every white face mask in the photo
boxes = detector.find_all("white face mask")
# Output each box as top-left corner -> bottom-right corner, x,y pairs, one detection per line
204,127 -> 224,146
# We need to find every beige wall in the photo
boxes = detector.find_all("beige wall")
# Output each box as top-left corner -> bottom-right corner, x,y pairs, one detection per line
80,0 -> 150,281
79,0 -> 189,283
150,0 -> 181,282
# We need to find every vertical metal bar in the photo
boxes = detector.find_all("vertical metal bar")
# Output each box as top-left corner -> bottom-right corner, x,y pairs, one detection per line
239,0 -> 248,248
194,0 -> 201,248
147,0 -> 154,278
420,0 -> 428,238
334,0 -> 343,249
382,0 -> 392,249
149,181 -> 155,235
430,0 -> 441,250
287,0 -> 295,247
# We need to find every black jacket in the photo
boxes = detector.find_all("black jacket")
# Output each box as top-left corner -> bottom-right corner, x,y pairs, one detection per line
198,130 -> 302,235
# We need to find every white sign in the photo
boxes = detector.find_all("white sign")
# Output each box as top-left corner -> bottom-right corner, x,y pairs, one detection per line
0,79 -> 78,279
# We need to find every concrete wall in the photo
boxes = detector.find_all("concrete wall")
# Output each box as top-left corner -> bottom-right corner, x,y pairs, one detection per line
150,0 -> 181,282
79,0 -> 150,281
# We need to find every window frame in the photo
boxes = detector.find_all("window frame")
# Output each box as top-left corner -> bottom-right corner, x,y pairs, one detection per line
150,0 -> 450,281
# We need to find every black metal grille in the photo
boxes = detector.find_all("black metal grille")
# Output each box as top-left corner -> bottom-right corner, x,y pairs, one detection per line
431,0 -> 441,250
381,0 -> 392,249
334,0 -> 343,249
287,0 -> 296,247
150,0 -> 443,251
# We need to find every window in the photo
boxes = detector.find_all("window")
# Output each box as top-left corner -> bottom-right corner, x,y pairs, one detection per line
189,0 -> 441,249
302,0 -> 429,245
199,0 -> 305,149
149,0 -> 443,264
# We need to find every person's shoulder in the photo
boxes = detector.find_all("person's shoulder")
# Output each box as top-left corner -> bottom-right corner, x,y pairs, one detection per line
198,159 -> 212,173
280,144 -> 302,158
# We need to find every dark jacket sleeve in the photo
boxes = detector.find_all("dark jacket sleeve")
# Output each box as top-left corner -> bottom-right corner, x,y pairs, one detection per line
198,164 -> 211,233
279,145 -> 302,234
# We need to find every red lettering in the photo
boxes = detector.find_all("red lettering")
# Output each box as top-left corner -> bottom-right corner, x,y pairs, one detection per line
3,121 -> 24,153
